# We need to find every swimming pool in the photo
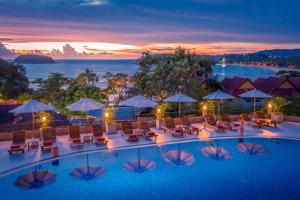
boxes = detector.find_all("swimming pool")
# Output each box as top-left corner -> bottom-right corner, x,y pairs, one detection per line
0,138 -> 299,200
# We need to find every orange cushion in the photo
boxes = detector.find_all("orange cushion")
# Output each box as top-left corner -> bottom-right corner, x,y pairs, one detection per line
175,129 -> 182,133
192,128 -> 198,131
217,125 -> 224,129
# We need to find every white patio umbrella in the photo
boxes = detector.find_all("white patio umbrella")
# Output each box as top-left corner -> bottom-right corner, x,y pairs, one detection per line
203,90 -> 235,115
121,95 -> 157,120
239,89 -> 272,112
10,99 -> 55,129
164,93 -> 197,117
66,98 -> 105,112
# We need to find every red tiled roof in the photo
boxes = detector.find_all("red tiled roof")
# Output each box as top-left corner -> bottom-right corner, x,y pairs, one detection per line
222,77 -> 254,96
254,77 -> 286,94
254,76 -> 298,98
289,77 -> 300,92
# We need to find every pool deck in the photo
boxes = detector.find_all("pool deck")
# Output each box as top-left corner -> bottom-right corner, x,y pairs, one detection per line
0,121 -> 300,176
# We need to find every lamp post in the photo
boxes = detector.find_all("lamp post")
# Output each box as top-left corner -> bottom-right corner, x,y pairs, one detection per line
202,105 -> 208,116
268,103 -> 272,114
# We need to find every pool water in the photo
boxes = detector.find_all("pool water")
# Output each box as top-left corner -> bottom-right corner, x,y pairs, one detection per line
0,138 -> 300,200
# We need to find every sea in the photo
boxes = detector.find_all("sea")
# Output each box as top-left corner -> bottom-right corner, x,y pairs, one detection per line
23,59 -> 276,88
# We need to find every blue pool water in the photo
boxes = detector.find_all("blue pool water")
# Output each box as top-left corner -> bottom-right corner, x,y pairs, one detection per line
0,138 -> 299,200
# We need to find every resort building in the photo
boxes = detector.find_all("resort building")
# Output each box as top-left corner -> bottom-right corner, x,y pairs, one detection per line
222,77 -> 255,97
289,77 -> 300,93
254,77 -> 300,98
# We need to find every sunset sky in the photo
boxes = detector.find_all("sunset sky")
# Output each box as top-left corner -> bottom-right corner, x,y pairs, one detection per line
1,0 -> 300,59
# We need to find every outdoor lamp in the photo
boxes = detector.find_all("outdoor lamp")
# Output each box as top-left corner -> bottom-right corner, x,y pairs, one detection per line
42,116 -> 47,122
268,103 -> 272,114
105,112 -> 109,117
202,105 -> 208,116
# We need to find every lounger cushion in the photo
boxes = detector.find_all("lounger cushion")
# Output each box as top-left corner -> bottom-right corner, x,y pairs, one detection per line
175,129 -> 182,133
11,145 -> 21,149
127,134 -> 139,141
97,137 -> 106,141
148,132 -> 156,136
192,127 -> 198,131
73,139 -> 81,143
43,141 -> 53,146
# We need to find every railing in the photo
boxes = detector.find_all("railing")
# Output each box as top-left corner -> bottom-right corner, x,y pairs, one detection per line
0,120 -> 69,134
1,107 -> 300,135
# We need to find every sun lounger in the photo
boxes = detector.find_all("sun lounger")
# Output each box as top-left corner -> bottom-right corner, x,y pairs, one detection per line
180,117 -> 200,136
139,121 -> 158,141
240,114 -> 262,128
8,131 -> 26,154
162,118 -> 184,137
41,128 -> 56,151
255,111 -> 277,127
68,125 -> 83,148
121,122 -> 139,142
204,115 -> 225,132
92,124 -> 108,146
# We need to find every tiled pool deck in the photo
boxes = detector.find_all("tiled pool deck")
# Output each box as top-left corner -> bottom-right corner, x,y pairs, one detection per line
0,121 -> 300,176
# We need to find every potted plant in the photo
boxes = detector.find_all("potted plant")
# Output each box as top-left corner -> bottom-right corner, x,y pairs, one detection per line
269,97 -> 291,123
104,106 -> 117,134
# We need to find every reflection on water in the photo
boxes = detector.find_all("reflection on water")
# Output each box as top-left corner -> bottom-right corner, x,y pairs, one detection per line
2,138 -> 300,200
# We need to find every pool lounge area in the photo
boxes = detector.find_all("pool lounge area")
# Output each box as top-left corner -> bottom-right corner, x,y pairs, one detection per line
1,116 -> 300,200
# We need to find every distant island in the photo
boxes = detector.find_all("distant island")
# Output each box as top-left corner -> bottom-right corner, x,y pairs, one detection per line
14,54 -> 55,64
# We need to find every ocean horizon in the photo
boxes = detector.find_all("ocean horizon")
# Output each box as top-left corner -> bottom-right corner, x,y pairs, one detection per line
21,59 -> 276,88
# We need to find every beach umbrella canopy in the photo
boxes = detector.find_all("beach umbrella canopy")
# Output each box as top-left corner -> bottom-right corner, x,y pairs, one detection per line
123,149 -> 156,173
203,90 -> 234,115
239,89 -> 272,112
70,154 -> 105,181
201,146 -> 232,160
164,93 -> 197,103
237,143 -> 267,155
239,89 -> 272,99
66,98 -> 105,112
121,95 -> 157,108
164,93 -> 197,117
15,169 -> 56,189
10,99 -> 55,114
203,90 -> 235,100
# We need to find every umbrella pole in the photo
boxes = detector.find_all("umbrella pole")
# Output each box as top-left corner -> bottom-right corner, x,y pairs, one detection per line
32,113 -> 34,130
178,102 -> 181,117
254,97 -> 256,113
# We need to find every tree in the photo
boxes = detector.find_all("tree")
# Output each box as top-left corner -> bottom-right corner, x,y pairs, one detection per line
129,47 -> 216,101
103,72 -> 129,104
0,58 -> 29,99
32,72 -> 69,105
75,68 -> 98,85
64,84 -> 105,107
276,70 -> 300,78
